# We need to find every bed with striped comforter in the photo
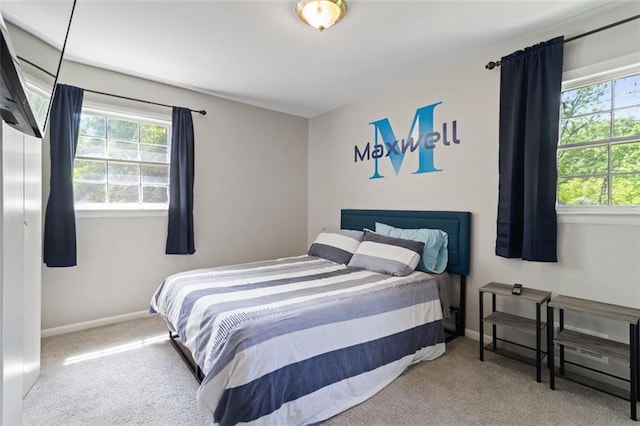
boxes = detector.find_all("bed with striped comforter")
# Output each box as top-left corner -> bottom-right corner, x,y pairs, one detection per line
150,255 -> 445,425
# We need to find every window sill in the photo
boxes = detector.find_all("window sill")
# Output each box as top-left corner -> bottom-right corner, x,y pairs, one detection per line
76,208 -> 167,218
557,209 -> 640,226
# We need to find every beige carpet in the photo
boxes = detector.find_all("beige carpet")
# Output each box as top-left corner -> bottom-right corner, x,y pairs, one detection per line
23,315 -> 633,425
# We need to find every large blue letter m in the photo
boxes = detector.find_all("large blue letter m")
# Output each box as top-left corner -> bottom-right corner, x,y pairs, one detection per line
368,102 -> 442,179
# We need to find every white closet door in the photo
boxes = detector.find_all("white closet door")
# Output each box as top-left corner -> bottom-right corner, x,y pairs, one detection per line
0,122 -> 26,425
23,132 -> 41,395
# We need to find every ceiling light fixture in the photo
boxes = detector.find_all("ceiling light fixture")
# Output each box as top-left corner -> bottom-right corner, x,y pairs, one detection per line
295,0 -> 348,32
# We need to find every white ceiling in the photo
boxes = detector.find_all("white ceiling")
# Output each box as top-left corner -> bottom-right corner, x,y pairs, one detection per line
0,0 -> 629,118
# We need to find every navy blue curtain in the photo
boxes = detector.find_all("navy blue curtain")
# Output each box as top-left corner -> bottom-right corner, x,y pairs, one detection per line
495,37 -> 564,262
166,107 -> 195,254
43,84 -> 84,267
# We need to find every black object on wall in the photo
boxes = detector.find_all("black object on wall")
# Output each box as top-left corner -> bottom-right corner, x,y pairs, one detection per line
0,14 -> 41,138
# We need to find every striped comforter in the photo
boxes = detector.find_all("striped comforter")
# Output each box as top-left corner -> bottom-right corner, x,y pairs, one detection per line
150,255 -> 445,425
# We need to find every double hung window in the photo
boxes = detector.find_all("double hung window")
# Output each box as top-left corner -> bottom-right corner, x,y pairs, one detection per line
558,70 -> 640,208
74,109 -> 171,209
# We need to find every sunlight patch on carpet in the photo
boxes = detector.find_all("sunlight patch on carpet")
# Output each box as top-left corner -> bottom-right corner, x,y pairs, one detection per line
63,334 -> 168,365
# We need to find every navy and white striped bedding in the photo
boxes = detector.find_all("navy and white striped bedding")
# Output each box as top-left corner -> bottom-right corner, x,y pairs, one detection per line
150,255 -> 446,425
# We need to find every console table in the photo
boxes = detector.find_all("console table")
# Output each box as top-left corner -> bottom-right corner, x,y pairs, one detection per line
548,295 -> 640,421
479,282 -> 551,383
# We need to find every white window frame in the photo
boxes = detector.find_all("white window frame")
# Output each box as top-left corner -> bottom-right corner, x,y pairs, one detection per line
557,63 -> 640,225
73,104 -> 172,214
25,74 -> 51,130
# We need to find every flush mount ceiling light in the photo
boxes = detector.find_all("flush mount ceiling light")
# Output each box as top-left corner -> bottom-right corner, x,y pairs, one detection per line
295,0 -> 348,32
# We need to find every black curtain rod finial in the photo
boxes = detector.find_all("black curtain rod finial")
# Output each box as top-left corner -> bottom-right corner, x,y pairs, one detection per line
485,61 -> 501,70
196,110 -> 207,116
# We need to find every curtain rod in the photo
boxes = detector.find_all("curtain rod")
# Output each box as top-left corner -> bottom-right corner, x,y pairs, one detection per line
16,0 -> 205,119
17,55 -> 207,116
17,55 -> 56,78
43,0 -> 77,131
82,88 -> 207,116
485,14 -> 640,70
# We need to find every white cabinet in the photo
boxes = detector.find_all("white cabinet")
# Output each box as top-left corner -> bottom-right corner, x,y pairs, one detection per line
0,121 -> 25,424
0,121 -> 42,424
23,123 -> 42,396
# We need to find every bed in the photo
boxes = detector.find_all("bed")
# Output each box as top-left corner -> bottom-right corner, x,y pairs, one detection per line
150,209 -> 471,425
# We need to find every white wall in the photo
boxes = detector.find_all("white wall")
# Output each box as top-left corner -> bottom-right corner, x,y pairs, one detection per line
39,62 -> 309,330
308,3 -> 640,343
9,20 -> 308,332
7,23 -> 309,330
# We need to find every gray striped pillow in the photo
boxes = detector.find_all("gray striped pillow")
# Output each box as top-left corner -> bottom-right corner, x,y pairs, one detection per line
308,228 -> 364,264
347,230 -> 425,276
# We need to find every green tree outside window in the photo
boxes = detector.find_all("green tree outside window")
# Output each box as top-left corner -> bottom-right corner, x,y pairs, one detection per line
558,72 -> 640,206
73,110 -> 171,208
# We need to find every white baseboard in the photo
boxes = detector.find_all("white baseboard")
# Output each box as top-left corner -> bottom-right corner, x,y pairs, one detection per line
463,328 -> 493,343
41,310 -> 150,338
464,328 -> 480,341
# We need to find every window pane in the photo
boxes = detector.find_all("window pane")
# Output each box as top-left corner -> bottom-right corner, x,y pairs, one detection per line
107,118 -> 139,141
108,140 -> 138,160
612,142 -> 640,173
77,137 -> 106,158
26,90 -> 46,113
80,114 -> 106,137
108,162 -> 139,184
141,124 -> 168,145
73,109 -> 171,209
612,174 -> 640,205
614,73 -> 640,109
73,159 -> 106,182
561,81 -> 611,118
558,72 -> 640,207
143,185 -> 168,203
108,184 -> 139,204
559,112 -> 611,145
613,106 -> 640,138
141,164 -> 169,184
26,88 -> 48,129
140,143 -> 169,163
558,146 -> 608,177
74,182 -> 106,204
558,176 -> 608,206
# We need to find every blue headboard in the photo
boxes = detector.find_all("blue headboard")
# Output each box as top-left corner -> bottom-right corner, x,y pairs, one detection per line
340,209 -> 471,276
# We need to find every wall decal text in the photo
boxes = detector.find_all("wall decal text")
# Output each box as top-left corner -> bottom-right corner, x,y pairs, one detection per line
354,102 -> 461,179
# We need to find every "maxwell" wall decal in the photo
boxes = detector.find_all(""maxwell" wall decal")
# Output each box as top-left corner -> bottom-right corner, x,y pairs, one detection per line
354,101 -> 461,179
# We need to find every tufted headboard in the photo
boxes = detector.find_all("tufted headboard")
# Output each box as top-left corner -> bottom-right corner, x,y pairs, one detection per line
340,209 -> 471,276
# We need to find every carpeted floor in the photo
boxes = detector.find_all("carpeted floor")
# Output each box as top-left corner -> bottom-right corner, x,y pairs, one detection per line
23,315 -> 633,425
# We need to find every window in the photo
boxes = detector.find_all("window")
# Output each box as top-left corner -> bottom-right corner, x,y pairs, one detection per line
74,108 -> 171,209
25,82 -> 50,130
558,70 -> 640,208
